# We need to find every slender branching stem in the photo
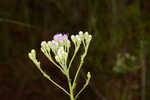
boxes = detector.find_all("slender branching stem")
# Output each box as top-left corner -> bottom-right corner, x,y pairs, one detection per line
72,45 -> 89,90
66,71 -> 75,100
36,64 -> 70,96
47,55 -> 65,74
75,78 -> 89,99
68,46 -> 79,71
72,51 -> 87,89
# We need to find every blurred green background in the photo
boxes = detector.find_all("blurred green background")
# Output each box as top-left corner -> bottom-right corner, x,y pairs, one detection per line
0,0 -> 150,100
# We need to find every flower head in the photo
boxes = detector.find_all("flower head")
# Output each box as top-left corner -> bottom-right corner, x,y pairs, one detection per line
54,34 -> 68,43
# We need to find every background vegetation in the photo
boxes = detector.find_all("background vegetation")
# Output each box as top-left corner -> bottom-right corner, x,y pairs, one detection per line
0,0 -> 150,100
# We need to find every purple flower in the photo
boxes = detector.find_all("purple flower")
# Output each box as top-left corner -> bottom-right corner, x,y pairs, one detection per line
63,34 -> 68,39
53,34 -> 62,40
53,34 -> 68,42
67,40 -> 70,43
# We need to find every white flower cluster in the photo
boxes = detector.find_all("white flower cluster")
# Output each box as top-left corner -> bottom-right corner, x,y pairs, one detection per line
71,31 -> 92,49
28,31 -> 92,99
29,31 -> 92,73
55,46 -> 68,70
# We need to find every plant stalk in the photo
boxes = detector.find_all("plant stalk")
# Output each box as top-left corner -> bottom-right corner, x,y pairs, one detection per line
66,72 -> 75,100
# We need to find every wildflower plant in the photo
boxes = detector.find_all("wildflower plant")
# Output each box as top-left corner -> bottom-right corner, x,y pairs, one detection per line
28,31 -> 92,100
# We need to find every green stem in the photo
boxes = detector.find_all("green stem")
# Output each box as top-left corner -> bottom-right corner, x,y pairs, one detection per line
72,51 -> 87,89
72,43 -> 90,89
75,79 -> 89,99
66,72 -> 75,100
68,46 -> 79,71
36,64 -> 70,96
46,54 -> 65,74
69,81 -> 75,100
41,48 -> 65,74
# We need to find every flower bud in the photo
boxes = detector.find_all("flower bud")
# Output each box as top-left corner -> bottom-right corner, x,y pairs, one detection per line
84,32 -> 89,37
41,41 -> 47,47
87,72 -> 91,79
28,53 -> 33,59
86,35 -> 92,43
76,35 -> 80,41
79,31 -> 84,40
48,41 -> 53,47
31,49 -> 36,55
79,31 -> 83,35
88,35 -> 92,40
71,35 -> 75,42
55,55 -> 60,63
